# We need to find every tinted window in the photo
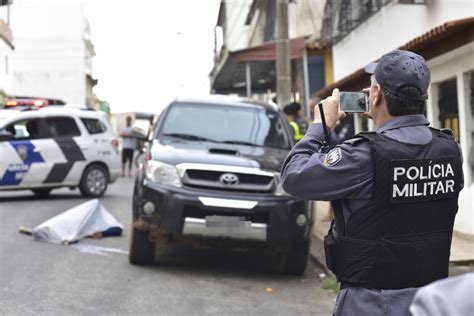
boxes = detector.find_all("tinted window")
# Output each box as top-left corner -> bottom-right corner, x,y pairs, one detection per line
45,117 -> 81,137
160,103 -> 291,150
1,118 -> 46,140
81,118 -> 106,134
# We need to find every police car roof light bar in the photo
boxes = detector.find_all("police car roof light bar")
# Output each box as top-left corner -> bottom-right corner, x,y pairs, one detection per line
317,101 -> 331,152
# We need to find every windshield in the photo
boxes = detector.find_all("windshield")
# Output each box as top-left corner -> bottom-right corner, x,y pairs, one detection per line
160,103 -> 291,150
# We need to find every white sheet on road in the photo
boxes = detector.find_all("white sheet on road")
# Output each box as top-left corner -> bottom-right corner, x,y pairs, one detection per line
32,199 -> 123,244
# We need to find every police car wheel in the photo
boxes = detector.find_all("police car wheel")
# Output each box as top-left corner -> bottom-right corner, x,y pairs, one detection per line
129,226 -> 155,265
79,165 -> 108,198
31,188 -> 52,198
278,240 -> 310,275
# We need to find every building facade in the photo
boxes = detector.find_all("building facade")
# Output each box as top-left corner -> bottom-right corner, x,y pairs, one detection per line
317,0 -> 473,236
9,0 -> 98,107
0,1 -> 13,106
211,0 -> 329,114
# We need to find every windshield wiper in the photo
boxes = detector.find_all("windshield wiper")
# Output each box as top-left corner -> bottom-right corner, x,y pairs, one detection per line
219,140 -> 263,147
162,133 -> 217,142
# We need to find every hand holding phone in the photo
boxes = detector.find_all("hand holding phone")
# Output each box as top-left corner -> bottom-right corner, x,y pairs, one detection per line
339,92 -> 368,113
314,88 -> 346,129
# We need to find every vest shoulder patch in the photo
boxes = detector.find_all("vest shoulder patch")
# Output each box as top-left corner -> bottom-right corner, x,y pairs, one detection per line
343,137 -> 367,146
323,148 -> 342,167
440,128 -> 454,136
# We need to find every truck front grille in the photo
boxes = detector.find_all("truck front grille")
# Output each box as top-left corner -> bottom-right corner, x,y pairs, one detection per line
182,168 -> 275,193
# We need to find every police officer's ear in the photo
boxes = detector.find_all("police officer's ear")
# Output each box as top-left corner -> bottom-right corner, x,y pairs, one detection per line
371,83 -> 383,108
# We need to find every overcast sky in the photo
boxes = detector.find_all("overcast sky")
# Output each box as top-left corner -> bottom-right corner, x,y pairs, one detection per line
82,0 -> 220,114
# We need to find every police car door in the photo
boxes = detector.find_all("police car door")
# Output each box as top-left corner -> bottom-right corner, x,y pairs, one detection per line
42,116 -> 85,185
0,117 -> 52,188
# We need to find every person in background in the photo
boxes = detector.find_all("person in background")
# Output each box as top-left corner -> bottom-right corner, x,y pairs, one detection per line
283,102 -> 309,142
120,115 -> 136,177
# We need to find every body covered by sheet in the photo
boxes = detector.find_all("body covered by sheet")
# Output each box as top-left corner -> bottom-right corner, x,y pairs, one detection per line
32,199 -> 123,244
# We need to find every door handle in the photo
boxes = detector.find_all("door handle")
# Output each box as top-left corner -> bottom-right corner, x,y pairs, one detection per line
33,148 -> 41,153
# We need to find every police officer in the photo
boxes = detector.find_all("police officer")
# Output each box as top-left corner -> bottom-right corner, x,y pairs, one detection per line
280,50 -> 464,316
283,102 -> 309,142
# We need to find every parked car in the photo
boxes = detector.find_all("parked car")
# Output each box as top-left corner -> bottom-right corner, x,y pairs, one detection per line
0,106 -> 121,197
130,95 -> 314,274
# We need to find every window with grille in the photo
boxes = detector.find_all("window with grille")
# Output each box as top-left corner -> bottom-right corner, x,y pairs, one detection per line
438,79 -> 460,142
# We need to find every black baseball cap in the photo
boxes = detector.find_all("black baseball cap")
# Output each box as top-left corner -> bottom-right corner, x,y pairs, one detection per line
283,102 -> 301,115
365,50 -> 430,101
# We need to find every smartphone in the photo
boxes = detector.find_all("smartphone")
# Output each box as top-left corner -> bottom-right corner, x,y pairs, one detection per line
339,92 -> 368,113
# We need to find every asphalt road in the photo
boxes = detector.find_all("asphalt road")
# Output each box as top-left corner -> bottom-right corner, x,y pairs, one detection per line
0,177 -> 336,315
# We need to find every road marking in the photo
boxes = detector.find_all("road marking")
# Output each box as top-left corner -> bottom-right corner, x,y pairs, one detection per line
71,243 -> 128,256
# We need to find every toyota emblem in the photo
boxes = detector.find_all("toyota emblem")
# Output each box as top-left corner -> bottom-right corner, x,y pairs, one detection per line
219,173 -> 239,186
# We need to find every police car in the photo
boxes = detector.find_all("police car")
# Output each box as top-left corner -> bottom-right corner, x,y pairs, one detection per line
0,105 -> 121,197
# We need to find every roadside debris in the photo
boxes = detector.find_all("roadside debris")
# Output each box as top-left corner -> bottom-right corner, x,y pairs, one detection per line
18,199 -> 123,245
265,287 -> 273,293
18,226 -> 33,235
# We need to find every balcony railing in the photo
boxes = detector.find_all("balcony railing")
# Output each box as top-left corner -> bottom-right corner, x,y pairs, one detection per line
321,0 -> 392,44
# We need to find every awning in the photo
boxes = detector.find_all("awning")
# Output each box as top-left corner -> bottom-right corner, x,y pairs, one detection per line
315,17 -> 474,98
233,37 -> 306,62
211,37 -> 306,95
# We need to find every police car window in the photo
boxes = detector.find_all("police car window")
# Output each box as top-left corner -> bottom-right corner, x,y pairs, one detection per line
1,118 -> 45,140
81,118 -> 106,134
160,103 -> 291,150
45,117 -> 81,137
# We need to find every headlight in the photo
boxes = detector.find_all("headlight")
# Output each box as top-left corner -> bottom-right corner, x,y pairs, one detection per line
273,173 -> 290,196
145,161 -> 182,187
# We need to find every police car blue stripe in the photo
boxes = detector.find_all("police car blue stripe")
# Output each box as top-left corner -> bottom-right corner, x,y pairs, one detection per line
11,141 -> 45,165
0,140 -> 45,186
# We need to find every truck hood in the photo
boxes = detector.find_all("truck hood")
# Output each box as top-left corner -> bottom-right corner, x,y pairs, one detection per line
150,139 -> 289,172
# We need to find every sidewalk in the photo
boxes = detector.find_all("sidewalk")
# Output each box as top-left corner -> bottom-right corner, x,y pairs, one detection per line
309,201 -> 474,277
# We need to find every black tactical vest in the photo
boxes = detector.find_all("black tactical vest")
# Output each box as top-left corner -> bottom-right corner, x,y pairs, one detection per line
324,128 -> 463,289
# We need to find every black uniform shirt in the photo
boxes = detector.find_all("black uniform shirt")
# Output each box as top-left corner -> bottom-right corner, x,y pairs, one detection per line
281,114 -> 464,223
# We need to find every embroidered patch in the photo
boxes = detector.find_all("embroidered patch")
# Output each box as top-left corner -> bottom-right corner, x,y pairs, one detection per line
323,148 -> 342,166
390,156 -> 457,204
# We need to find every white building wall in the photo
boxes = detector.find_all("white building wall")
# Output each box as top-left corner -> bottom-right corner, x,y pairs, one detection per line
427,43 -> 474,236
332,0 -> 474,80
9,0 -> 87,105
0,39 -> 12,96
288,0 -> 324,39
0,6 -> 13,98
224,0 -> 252,51
247,3 -> 266,47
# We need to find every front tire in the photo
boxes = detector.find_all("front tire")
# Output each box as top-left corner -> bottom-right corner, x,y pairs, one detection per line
277,240 -> 310,275
79,164 -> 108,197
129,226 -> 156,265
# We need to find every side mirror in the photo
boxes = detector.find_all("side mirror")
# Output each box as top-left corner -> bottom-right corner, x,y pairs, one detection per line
0,130 -> 13,141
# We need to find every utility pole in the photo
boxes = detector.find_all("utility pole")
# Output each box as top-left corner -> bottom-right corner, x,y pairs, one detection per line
275,0 -> 291,109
